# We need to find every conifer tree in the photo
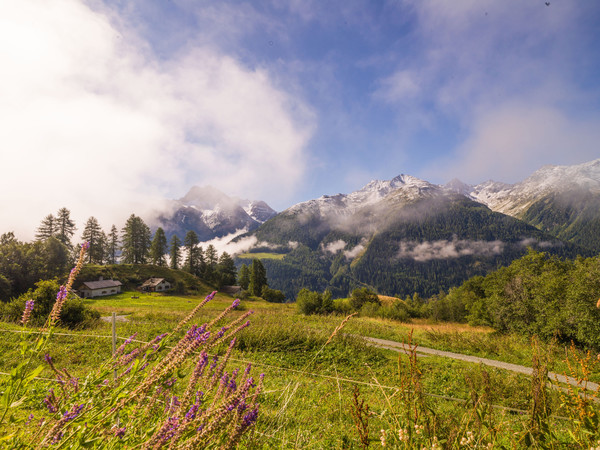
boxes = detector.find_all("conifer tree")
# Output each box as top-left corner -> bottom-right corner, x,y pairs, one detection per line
106,225 -> 119,264
238,264 -> 250,290
204,244 -> 218,281
121,214 -> 151,264
35,214 -> 56,241
55,207 -> 76,247
81,216 -> 103,264
150,227 -> 168,266
184,230 -> 200,274
249,258 -> 267,297
169,235 -> 182,270
216,252 -> 237,287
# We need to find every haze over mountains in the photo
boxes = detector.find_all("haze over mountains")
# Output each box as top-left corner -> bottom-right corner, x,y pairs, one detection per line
150,159 -> 600,298
153,185 -> 277,242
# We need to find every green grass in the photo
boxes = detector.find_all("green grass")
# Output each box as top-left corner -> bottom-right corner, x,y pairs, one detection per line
2,291 -> 598,448
236,252 -> 286,260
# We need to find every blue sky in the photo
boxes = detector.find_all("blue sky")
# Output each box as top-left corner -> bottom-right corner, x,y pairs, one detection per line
1,0 -> 600,238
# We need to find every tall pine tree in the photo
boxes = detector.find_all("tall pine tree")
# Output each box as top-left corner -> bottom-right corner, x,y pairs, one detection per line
121,214 -> 151,264
55,207 -> 76,247
238,264 -> 250,290
249,258 -> 268,297
150,228 -> 168,266
106,225 -> 119,264
184,230 -> 200,274
216,252 -> 237,287
35,214 -> 55,241
81,216 -> 104,264
169,235 -> 182,270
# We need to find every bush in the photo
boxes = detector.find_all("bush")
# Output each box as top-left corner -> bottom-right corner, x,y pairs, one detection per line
261,286 -> 286,303
349,287 -> 380,311
296,288 -> 333,315
0,279 -> 99,329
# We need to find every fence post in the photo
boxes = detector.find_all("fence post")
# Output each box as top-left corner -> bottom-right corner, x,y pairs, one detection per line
112,312 -> 120,426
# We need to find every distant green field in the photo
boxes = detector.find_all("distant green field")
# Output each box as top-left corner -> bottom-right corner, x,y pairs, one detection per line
236,252 -> 286,260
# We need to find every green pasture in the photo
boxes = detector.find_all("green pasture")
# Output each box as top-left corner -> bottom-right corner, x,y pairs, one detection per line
236,252 -> 286,260
1,291 -> 599,448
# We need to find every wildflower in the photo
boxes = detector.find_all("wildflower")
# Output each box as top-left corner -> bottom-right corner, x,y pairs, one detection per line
43,389 -> 58,413
380,429 -> 387,447
398,428 -> 408,442
21,299 -> 34,325
113,426 -> 126,439
25,414 -> 34,426
415,424 -> 424,435
114,332 -> 137,358
47,242 -> 88,327
242,406 -> 259,428
63,404 -> 85,421
460,431 -> 474,446
51,432 -> 64,444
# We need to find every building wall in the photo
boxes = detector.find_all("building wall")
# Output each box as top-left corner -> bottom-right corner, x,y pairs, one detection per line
81,286 -> 121,298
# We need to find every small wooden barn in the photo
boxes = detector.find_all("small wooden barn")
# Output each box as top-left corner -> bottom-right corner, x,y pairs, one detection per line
139,277 -> 172,292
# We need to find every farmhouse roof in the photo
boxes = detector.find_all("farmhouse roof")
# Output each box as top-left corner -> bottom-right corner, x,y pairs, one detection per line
221,285 -> 242,295
140,277 -> 168,288
79,279 -> 122,290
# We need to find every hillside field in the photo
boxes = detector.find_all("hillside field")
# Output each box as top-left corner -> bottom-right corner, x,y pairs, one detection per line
2,289 -> 600,448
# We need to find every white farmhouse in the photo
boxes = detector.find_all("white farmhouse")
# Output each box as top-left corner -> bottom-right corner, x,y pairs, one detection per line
139,277 -> 172,293
78,277 -> 122,298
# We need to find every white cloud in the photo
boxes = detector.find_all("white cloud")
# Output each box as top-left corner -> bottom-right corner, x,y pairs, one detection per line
433,102 -> 600,183
373,70 -> 420,103
0,0 -> 314,240
199,230 -> 257,256
344,242 -> 365,260
373,1 -> 599,183
322,239 -> 346,254
398,238 -> 504,262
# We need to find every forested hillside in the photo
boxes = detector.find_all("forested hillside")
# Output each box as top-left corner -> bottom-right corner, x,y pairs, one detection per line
238,196 -> 591,299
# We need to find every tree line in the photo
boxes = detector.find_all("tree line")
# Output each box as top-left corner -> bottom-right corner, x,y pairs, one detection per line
1,208 -> 286,303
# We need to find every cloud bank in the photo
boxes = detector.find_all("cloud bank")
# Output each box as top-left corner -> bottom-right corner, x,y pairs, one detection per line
374,0 -> 600,184
0,0 -> 314,240
397,238 -> 504,262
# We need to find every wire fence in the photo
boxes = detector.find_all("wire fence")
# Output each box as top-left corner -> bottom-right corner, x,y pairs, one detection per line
0,325 -> 584,421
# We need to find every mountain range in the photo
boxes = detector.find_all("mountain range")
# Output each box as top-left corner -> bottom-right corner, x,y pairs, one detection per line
152,185 -> 277,242
153,159 -> 600,299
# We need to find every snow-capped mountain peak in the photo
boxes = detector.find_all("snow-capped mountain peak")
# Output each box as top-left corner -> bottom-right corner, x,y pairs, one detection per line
286,173 -> 439,216
469,159 -> 600,216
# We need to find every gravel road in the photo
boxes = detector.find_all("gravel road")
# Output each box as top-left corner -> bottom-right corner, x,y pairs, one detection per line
362,336 -> 599,392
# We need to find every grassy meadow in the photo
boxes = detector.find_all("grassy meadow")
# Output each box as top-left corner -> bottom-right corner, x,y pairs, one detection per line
2,288 -> 600,448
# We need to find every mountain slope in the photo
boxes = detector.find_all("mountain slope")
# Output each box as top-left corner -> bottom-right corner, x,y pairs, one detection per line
238,176 -> 588,299
469,159 -> 600,252
153,186 -> 277,242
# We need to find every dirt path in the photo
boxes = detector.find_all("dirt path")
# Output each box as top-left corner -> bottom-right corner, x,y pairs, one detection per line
362,336 -> 599,392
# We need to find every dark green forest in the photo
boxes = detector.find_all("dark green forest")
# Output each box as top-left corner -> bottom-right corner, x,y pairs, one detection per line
239,197 -> 592,299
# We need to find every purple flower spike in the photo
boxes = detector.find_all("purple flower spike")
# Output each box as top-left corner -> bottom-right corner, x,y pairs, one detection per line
232,298 -> 240,309
56,286 -> 68,302
242,407 -> 259,428
63,404 -> 85,421
21,299 -> 35,325
82,241 -> 90,251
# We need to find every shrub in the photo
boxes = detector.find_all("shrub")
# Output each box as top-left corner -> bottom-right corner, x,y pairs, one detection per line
349,287 -> 380,311
261,285 -> 286,303
0,279 -> 99,328
296,288 -> 333,315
